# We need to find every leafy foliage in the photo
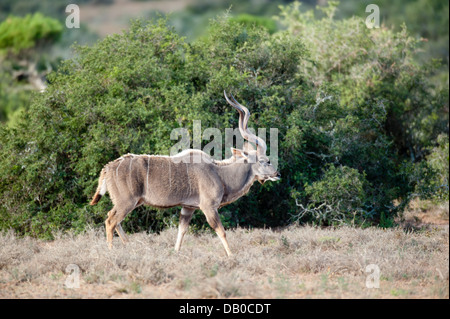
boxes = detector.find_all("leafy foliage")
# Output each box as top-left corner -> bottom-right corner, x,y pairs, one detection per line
299,165 -> 368,225
0,13 -> 62,55
229,14 -> 277,34
412,134 -> 449,202
0,13 -> 64,124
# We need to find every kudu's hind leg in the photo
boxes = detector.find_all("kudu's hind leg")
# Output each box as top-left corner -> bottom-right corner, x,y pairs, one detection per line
201,206 -> 232,257
105,208 -> 117,249
175,207 -> 195,252
116,199 -> 144,244
105,203 -> 136,249
115,224 -> 129,244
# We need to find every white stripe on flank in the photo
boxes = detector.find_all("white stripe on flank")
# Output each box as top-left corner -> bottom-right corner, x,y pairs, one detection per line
115,157 -> 124,190
116,157 -> 124,176
146,155 -> 150,195
186,164 -> 191,196
168,160 -> 172,188
127,156 -> 134,193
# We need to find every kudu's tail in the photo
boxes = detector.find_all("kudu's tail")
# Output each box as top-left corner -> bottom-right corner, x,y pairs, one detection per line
90,169 -> 107,205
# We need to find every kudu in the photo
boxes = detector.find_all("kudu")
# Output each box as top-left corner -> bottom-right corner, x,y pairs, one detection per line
90,91 -> 280,256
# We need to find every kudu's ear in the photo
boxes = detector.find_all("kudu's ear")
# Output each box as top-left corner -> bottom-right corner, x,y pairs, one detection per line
230,147 -> 249,159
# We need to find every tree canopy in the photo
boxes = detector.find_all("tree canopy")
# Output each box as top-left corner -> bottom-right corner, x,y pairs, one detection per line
0,13 -> 62,55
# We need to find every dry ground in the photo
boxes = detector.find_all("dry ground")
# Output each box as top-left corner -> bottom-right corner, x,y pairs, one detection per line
0,220 -> 448,299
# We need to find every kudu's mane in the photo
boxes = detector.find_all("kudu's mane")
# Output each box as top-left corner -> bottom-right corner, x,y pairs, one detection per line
106,151 -> 237,167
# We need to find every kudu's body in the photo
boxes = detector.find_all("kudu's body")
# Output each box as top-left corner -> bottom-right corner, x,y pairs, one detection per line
90,92 -> 280,256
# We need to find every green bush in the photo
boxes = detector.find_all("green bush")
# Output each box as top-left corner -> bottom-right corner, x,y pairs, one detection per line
411,134 -> 449,202
297,165 -> 368,226
230,14 -> 277,34
0,71 -> 31,123
0,13 -> 62,55
306,165 -> 367,208
0,13 -> 63,125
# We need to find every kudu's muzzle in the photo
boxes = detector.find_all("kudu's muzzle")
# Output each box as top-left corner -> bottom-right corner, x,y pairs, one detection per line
258,171 -> 281,184
269,171 -> 281,181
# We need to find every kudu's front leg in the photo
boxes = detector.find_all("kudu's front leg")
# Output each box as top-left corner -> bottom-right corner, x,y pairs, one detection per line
201,206 -> 232,257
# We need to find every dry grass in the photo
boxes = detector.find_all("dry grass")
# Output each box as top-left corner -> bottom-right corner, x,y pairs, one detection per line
0,223 -> 448,299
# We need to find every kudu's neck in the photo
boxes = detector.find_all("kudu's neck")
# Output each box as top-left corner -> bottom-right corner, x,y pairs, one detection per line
214,161 -> 256,203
